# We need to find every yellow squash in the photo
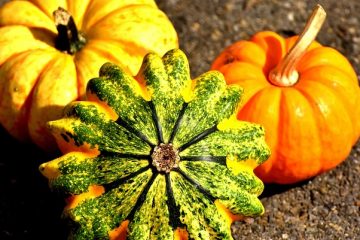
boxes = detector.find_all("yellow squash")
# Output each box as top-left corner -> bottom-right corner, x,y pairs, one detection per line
0,0 -> 178,151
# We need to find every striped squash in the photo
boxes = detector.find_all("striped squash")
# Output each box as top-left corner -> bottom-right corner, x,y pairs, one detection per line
40,49 -> 270,239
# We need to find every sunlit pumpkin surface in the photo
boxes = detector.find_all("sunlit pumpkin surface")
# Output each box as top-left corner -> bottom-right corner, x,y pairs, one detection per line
0,0 -> 178,151
211,31 -> 360,184
40,49 -> 270,239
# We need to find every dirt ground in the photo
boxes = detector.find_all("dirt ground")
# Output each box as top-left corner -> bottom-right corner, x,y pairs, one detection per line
0,0 -> 359,239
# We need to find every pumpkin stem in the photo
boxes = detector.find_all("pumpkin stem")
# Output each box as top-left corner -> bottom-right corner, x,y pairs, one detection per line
53,7 -> 86,54
269,4 -> 326,87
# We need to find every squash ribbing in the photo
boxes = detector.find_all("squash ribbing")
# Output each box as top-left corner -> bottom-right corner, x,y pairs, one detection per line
40,49 -> 270,239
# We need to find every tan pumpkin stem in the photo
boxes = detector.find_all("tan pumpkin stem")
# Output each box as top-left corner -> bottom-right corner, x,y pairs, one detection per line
53,7 -> 86,54
269,4 -> 326,87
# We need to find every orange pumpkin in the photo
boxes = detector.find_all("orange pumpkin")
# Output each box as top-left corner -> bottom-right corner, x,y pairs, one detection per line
0,0 -> 178,151
211,5 -> 360,184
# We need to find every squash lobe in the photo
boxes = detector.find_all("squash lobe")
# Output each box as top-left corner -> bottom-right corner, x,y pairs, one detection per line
40,49 -> 270,239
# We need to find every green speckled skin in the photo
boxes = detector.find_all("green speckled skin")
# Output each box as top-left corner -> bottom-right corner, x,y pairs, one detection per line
128,175 -> 173,240
88,63 -> 158,144
179,161 -> 264,216
180,121 -> 269,165
143,49 -> 191,143
41,49 -> 271,239
53,103 -> 151,154
172,71 -> 239,147
170,171 -> 232,240
52,154 -> 149,194
68,169 -> 153,239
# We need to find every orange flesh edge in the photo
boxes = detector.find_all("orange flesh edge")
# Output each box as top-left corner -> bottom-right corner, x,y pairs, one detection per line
109,220 -> 129,240
174,228 -> 189,240
57,138 -> 101,155
65,185 -> 105,210
108,224 -> 188,240
86,92 -> 119,121
215,200 -> 244,223
63,190 -> 240,238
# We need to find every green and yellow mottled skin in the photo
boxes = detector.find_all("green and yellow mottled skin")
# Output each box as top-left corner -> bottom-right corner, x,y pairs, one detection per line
40,49 -> 271,240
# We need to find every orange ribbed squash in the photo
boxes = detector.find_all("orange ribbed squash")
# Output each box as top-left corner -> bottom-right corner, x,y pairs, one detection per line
211,5 -> 360,184
0,0 -> 178,151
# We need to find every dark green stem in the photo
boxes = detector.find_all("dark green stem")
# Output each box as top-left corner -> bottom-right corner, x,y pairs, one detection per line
53,7 -> 86,54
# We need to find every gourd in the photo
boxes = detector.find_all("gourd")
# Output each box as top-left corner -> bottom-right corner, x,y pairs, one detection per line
211,5 -> 360,184
0,0 -> 178,151
39,49 -> 271,239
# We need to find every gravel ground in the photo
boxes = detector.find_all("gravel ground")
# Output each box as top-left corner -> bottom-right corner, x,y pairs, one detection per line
0,0 -> 359,239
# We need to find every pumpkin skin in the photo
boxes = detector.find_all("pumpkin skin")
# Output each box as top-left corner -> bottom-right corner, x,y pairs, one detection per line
39,49 -> 271,239
211,31 -> 360,184
0,0 -> 178,151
